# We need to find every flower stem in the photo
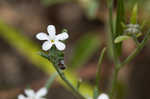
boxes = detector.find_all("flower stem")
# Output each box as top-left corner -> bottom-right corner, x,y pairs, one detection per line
109,30 -> 150,99
107,0 -> 121,98
108,0 -> 114,35
93,47 -> 106,99
120,30 -> 150,68
45,72 -> 58,89
52,62 -> 86,99
132,34 -> 140,47
109,65 -> 119,99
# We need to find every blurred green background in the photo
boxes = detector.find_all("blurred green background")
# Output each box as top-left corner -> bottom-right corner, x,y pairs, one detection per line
0,0 -> 150,99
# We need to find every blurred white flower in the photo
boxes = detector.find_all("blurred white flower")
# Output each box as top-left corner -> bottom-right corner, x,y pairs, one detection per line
97,93 -> 109,99
125,28 -> 139,33
36,25 -> 69,51
127,24 -> 139,28
125,24 -> 140,34
18,87 -> 47,99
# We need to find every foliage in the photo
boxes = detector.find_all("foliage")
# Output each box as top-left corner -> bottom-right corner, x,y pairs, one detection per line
69,33 -> 100,69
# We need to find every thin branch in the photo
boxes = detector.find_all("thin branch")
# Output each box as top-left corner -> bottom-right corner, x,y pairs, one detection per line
52,62 -> 86,99
120,30 -> 150,68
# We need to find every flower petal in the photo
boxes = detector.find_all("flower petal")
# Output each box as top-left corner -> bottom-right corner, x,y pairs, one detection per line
56,32 -> 69,40
36,87 -> 47,97
97,93 -> 109,99
55,41 -> 66,51
18,94 -> 26,99
42,41 -> 53,51
47,25 -> 56,38
36,32 -> 48,40
25,89 -> 35,97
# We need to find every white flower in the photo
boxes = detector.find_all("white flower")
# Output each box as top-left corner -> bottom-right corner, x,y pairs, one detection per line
125,28 -> 139,34
125,24 -> 140,34
36,25 -> 69,51
18,87 -> 47,99
127,24 -> 139,28
97,93 -> 109,99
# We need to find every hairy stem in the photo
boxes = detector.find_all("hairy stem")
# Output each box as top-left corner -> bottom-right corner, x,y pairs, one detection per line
52,63 -> 86,99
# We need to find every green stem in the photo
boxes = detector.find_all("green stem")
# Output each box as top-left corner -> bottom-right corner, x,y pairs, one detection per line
109,66 -> 119,99
108,0 -> 120,65
132,34 -> 140,47
120,30 -> 150,68
107,0 -> 121,98
108,0 -> 114,35
110,30 -> 150,99
52,62 -> 86,99
93,47 -> 106,99
45,72 -> 58,89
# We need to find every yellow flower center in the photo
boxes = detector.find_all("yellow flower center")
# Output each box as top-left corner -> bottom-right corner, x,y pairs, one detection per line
51,40 -> 54,43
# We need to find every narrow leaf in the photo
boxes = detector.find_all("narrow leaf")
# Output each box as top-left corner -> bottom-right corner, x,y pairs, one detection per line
76,79 -> 82,91
115,0 -> 125,56
96,47 -> 106,90
38,52 -> 49,60
130,4 -> 138,24
114,35 -> 130,43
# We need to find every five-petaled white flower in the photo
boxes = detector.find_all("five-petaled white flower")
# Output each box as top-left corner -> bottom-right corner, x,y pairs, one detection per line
18,87 -> 47,99
97,93 -> 109,99
36,25 -> 69,51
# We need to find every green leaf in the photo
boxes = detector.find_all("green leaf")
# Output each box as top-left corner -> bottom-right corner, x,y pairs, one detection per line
140,20 -> 146,30
121,22 -> 126,28
96,47 -> 106,91
76,79 -> 82,90
115,0 -> 125,56
69,33 -> 100,69
136,32 -> 142,37
38,52 -> 49,60
114,35 -> 130,43
130,4 -> 138,24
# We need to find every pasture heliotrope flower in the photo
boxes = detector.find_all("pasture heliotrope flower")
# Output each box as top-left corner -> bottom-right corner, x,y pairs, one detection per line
36,25 -> 69,51
18,87 -> 47,99
97,93 -> 109,99
125,24 -> 140,34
